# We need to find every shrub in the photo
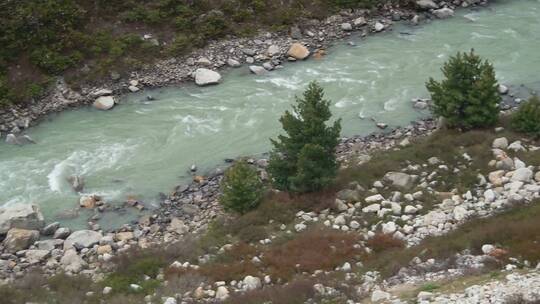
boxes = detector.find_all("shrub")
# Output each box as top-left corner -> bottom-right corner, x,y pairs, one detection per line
220,160 -> 265,214
426,50 -> 501,130
511,96 -> 540,137
269,81 -> 342,193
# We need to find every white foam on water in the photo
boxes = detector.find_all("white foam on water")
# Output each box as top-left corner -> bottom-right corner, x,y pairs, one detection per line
46,143 -> 135,193
471,32 -> 497,39
255,76 -> 303,90
335,98 -> 357,108
384,98 -> 398,111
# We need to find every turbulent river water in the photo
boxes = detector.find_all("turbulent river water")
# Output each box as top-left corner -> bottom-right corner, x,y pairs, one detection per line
1,0 -> 539,230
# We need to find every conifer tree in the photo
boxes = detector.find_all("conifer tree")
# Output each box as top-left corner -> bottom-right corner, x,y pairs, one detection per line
268,81 -> 341,193
426,50 -> 501,130
219,160 -> 264,214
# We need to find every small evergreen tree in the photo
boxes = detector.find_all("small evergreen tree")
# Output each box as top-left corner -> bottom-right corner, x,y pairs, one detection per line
268,81 -> 342,193
219,160 -> 264,214
512,96 -> 540,137
426,50 -> 501,130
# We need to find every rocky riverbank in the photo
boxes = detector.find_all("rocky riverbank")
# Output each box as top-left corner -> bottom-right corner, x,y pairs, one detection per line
0,0 -> 492,141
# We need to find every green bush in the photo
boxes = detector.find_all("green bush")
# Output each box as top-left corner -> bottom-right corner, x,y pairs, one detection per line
268,81 -> 342,193
220,160 -> 265,214
426,50 -> 501,130
511,96 -> 540,137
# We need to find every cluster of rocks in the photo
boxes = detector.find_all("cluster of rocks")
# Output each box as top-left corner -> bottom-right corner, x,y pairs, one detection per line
0,0 -> 491,141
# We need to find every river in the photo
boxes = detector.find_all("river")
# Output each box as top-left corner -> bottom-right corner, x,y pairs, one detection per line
1,0 -> 539,230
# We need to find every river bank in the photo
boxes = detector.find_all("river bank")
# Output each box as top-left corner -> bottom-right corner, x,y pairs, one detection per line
0,0 -> 491,139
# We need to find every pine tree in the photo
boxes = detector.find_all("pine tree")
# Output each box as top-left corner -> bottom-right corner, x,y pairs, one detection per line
426,50 -> 501,130
268,81 -> 342,193
512,96 -> 540,137
219,160 -> 264,214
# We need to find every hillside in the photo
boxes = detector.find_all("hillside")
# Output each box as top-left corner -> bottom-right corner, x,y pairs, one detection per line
0,0 -> 410,106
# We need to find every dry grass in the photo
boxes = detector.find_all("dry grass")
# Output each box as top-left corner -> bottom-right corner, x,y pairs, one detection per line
366,233 -> 405,253
224,279 -> 316,304
262,227 -> 363,280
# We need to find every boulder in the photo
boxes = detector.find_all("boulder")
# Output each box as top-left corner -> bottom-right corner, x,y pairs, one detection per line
511,168 -> 533,182
3,228 -> 40,252
41,222 -> 60,236
337,189 -> 361,202
498,84 -> 509,95
374,22 -> 385,32
93,96 -> 115,110
287,43 -> 310,60
216,286 -> 229,300
371,290 -> 391,302
79,195 -> 98,209
60,249 -> 87,273
249,66 -> 267,75
382,222 -> 397,234
341,23 -> 353,31
5,134 -> 19,145
194,68 -> 221,86
492,137 -> 508,149
416,0 -> 438,9
267,45 -> 280,57
0,203 -> 45,234
353,17 -> 367,26
242,275 -> 262,290
64,230 -> 103,249
25,249 -> 51,264
227,58 -> 241,68
433,8 -> 454,19
54,227 -> 71,239
168,218 -> 189,234
384,172 -> 417,189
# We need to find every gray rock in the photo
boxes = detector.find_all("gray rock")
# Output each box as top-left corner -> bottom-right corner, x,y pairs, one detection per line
371,290 -> 391,302
511,168 -> 533,182
384,172 -> 417,189
249,66 -> 267,75
416,0 -> 438,9
54,227 -> 71,239
433,8 -> 455,19
227,58 -> 241,68
267,45 -> 280,57
60,249 -> 87,273
194,68 -> 221,86
337,189 -> 361,202
64,230 -> 103,249
35,239 -> 64,251
0,203 -> 45,234
5,134 -> 19,145
492,137 -> 509,149
498,84 -> 509,95
341,23 -> 353,31
374,22 -> 385,32
41,222 -> 60,236
25,249 -> 50,264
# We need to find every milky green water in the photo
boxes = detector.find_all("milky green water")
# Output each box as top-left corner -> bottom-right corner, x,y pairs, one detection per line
1,0 -> 539,230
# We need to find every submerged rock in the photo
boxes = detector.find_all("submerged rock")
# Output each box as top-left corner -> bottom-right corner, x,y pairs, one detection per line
433,8 -> 454,19
249,66 -> 267,75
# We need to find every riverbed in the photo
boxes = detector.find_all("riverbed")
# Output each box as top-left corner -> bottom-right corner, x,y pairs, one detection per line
1,0 -> 539,230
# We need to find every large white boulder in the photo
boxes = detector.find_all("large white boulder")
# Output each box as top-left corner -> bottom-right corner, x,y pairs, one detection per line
0,203 -> 45,234
194,68 -> 221,86
64,230 -> 103,249
93,96 -> 115,110
242,275 -> 262,290
512,168 -> 533,182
